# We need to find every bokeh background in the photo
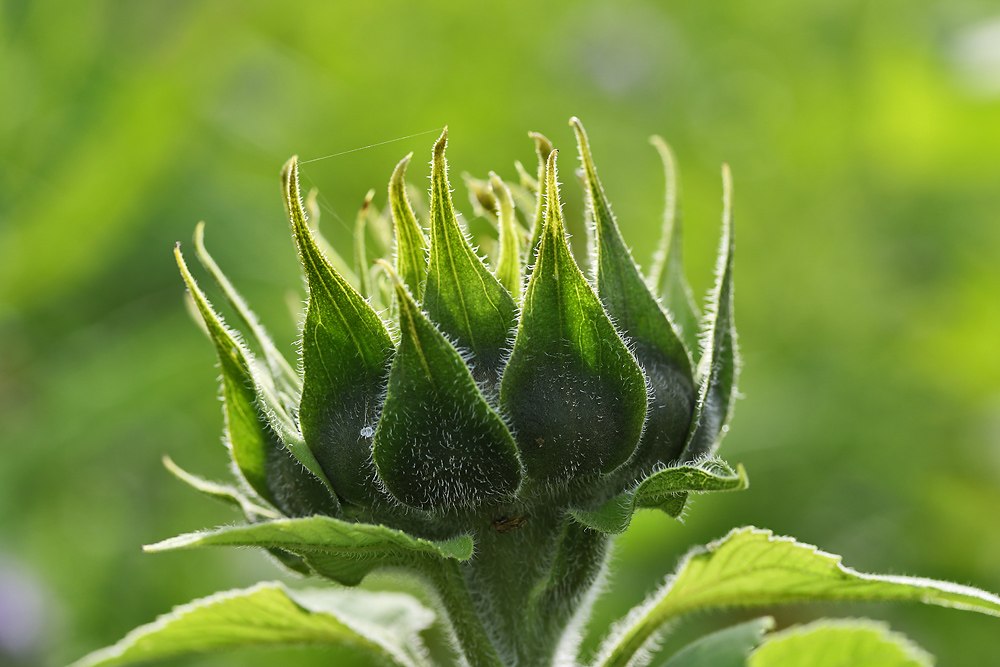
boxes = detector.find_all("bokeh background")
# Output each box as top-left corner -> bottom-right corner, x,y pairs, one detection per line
2,1 -> 999,665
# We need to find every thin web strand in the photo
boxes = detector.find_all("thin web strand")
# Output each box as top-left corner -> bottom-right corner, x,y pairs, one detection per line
299,127 -> 445,164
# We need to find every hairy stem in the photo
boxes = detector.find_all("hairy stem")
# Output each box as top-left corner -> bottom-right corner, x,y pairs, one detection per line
422,557 -> 505,667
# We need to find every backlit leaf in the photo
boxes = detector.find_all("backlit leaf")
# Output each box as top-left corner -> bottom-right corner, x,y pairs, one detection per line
70,583 -> 435,667
594,527 -> 1000,667
749,619 -> 933,667
145,515 -> 474,586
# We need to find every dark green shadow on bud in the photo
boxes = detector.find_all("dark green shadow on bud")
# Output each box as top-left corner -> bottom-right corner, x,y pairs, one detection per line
500,150 -> 647,487
571,118 -> 695,472
683,165 -> 738,461
174,244 -> 339,518
282,157 -> 396,508
373,263 -> 522,512
388,153 -> 429,301
422,129 -> 517,395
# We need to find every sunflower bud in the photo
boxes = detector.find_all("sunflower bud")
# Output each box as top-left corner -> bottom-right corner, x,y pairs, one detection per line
169,118 -> 742,564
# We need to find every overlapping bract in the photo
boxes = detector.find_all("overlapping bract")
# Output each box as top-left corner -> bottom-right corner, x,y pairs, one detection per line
171,119 -> 740,550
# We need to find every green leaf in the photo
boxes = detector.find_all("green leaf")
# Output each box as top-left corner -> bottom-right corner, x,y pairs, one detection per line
70,582 -> 435,667
683,165 -> 737,461
372,274 -> 522,511
749,619 -> 933,667
162,456 -> 279,520
500,150 -> 647,485
193,222 -> 301,402
648,136 -> 701,360
659,617 -> 774,667
490,172 -> 523,302
145,515 -> 474,586
161,457 -> 326,577
634,459 -> 748,509
569,460 -> 747,533
389,153 -> 429,300
571,117 -> 694,470
594,527 -> 1000,667
422,129 -> 517,393
174,245 -> 339,518
525,131 -> 554,266
283,156 -> 396,507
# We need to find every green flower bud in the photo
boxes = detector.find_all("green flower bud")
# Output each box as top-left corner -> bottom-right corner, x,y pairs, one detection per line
174,119 -> 739,539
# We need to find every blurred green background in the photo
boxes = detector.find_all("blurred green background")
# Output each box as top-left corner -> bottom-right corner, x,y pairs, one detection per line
2,1 -> 999,665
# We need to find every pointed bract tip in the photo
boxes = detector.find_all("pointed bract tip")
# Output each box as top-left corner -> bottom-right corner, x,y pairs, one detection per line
393,152 -> 414,177
546,147 -> 559,173
193,221 -> 206,247
281,157 -> 300,201
373,258 -> 398,282
529,132 -> 553,161
433,128 -> 448,158
543,149 -> 562,232
161,455 -> 192,483
721,163 -> 733,225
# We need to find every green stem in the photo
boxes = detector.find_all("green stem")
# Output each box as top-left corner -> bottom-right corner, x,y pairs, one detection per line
527,519 -> 611,656
422,558 -> 505,667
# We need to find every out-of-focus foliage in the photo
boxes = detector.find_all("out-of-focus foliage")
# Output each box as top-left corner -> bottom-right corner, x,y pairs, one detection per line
1,1 -> 998,666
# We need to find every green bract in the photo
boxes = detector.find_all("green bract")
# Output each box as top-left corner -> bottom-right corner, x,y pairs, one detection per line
172,119 -> 743,538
